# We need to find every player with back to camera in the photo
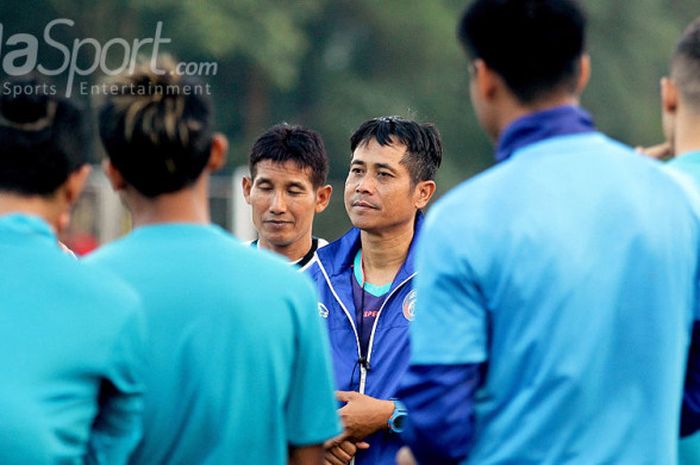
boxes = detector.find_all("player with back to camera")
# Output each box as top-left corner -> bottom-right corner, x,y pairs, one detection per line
398,1 -> 700,464
86,58 -> 341,465
0,77 -> 146,465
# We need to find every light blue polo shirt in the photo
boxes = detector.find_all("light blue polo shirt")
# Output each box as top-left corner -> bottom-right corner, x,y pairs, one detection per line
412,133 -> 700,464
669,150 -> 700,465
86,223 -> 341,465
0,213 -> 146,465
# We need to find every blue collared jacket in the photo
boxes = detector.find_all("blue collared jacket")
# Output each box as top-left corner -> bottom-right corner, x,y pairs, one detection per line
307,213 -> 423,465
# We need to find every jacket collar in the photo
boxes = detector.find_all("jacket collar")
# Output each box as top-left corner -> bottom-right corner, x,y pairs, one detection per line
496,105 -> 595,163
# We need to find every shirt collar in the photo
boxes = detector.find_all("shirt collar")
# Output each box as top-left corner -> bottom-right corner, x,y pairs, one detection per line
251,237 -> 320,268
495,105 -> 595,163
317,211 -> 424,279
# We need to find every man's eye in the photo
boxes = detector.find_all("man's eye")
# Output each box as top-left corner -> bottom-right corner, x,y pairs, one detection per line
350,168 -> 363,175
378,172 -> 392,177
288,190 -> 303,196
257,185 -> 273,191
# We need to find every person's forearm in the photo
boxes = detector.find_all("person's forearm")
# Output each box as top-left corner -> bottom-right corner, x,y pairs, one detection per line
289,444 -> 324,465
336,390 -> 395,439
398,364 -> 482,465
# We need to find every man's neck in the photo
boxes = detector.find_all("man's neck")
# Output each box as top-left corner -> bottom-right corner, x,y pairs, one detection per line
259,234 -> 313,263
675,107 -> 700,156
0,193 -> 61,232
494,94 -> 580,141
360,220 -> 415,286
127,176 -> 211,227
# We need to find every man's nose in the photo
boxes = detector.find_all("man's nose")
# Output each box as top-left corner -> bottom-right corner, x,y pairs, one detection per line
355,174 -> 375,194
269,191 -> 288,214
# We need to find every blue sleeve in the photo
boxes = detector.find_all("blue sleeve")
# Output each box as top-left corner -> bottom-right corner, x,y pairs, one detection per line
86,301 -> 147,465
682,322 -> 700,437
398,364 -> 482,465
286,275 -> 342,446
411,210 -> 489,365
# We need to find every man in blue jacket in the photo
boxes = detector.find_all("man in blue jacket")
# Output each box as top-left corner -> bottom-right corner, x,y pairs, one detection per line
308,116 -> 442,465
399,1 -> 700,464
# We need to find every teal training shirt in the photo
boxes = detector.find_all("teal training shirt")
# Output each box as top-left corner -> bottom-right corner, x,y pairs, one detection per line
411,133 -> 700,465
85,223 -> 341,465
668,150 -> 700,465
0,214 -> 146,465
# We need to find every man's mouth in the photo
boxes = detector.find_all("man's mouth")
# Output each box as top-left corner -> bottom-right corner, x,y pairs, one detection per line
352,200 -> 378,209
263,220 -> 293,225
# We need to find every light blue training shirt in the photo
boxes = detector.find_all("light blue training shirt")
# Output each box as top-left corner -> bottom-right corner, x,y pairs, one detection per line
85,223 -> 341,465
412,131 -> 700,465
0,213 -> 146,465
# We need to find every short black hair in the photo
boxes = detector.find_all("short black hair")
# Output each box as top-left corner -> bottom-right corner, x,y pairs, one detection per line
672,18 -> 700,110
249,124 -> 329,187
0,77 -> 89,196
459,0 -> 586,104
98,58 -> 213,198
350,116 -> 442,184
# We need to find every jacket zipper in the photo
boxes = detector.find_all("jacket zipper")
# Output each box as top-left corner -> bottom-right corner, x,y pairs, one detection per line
318,261 -> 416,394
317,262 -> 365,391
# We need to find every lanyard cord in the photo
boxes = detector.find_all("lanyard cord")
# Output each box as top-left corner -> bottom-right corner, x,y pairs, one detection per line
358,250 -> 370,371
348,250 -> 371,392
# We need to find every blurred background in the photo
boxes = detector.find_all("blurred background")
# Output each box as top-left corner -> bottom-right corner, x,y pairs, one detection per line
1,0 -> 697,252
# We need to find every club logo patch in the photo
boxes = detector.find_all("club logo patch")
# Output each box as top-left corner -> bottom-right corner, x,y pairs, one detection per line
402,290 -> 416,321
318,303 -> 329,319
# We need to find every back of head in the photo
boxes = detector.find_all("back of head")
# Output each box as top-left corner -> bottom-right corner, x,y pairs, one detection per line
350,116 -> 443,184
0,77 -> 88,196
249,124 -> 329,187
98,59 -> 213,198
672,18 -> 700,112
459,0 -> 586,104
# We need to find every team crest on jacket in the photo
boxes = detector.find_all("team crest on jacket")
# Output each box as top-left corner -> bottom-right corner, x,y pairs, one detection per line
402,290 -> 416,321
318,303 -> 329,319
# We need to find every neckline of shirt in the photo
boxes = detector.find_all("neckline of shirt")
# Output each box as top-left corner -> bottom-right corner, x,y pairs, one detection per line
0,213 -> 55,240
352,249 -> 391,297
496,104 -> 596,163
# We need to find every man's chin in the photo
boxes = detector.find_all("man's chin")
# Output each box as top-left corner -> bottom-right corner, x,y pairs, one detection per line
350,217 -> 380,233
260,233 -> 294,248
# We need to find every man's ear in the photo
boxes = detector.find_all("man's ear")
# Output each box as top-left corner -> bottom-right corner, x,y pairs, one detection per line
661,77 -> 679,115
241,176 -> 253,204
207,133 -> 229,172
314,184 -> 333,213
575,53 -> 591,95
103,159 -> 127,192
62,164 -> 91,207
473,59 -> 500,102
414,180 -> 437,210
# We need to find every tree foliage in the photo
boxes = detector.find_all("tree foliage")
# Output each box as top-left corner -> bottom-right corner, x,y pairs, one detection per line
0,0 -> 697,237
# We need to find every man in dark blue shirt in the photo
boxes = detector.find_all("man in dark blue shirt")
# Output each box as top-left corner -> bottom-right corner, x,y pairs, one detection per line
398,1 -> 700,464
